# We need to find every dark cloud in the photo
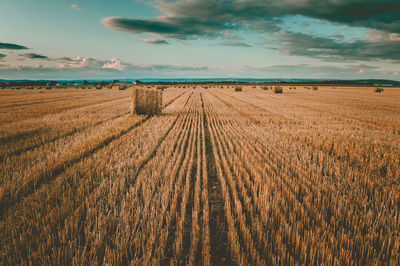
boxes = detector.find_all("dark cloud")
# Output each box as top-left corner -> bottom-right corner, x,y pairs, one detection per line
0,42 -> 29,50
102,16 -> 234,39
274,30 -> 400,61
218,41 -> 251,47
139,38 -> 170,45
101,0 -> 400,62
103,17 -> 182,35
20,53 -> 50,60
102,1 -> 283,39
58,57 -> 75,62
102,0 -> 400,40
304,1 -> 400,33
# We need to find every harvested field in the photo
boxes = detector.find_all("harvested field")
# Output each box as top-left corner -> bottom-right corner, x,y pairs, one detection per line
1,85 -> 400,265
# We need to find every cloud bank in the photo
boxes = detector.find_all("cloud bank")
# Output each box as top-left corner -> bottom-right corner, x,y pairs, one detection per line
101,0 -> 400,61
274,30 -> 400,61
0,55 -> 209,79
102,0 -> 400,37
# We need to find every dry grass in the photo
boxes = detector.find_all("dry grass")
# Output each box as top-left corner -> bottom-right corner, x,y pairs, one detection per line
1,84 -> 399,265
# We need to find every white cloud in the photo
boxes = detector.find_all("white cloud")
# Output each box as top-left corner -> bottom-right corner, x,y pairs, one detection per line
58,56 -> 100,69
70,4 -> 83,11
102,58 -> 126,71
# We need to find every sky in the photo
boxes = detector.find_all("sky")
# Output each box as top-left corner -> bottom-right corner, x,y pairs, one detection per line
0,0 -> 399,80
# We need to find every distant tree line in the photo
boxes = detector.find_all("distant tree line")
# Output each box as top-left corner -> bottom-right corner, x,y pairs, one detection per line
0,80 -> 122,88
1,78 -> 397,88
1,81 -> 58,88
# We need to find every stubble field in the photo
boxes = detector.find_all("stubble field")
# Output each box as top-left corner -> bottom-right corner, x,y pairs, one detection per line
1,85 -> 399,265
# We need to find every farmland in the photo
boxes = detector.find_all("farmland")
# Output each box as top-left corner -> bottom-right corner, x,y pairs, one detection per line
1,85 -> 400,265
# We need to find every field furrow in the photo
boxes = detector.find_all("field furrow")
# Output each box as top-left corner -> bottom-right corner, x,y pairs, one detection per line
201,92 -> 237,265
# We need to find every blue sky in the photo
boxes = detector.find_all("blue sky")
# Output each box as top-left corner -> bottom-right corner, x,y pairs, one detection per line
0,0 -> 399,80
